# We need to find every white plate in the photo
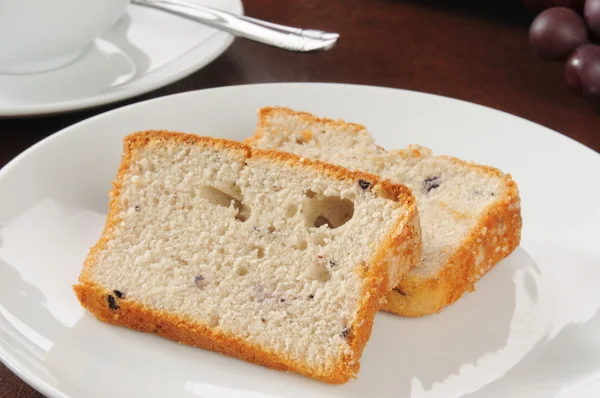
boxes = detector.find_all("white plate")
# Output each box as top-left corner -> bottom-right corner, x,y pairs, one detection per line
1,83 -> 599,398
0,0 -> 242,117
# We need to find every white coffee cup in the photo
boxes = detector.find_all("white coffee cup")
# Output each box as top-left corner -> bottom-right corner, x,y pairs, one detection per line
0,0 -> 129,74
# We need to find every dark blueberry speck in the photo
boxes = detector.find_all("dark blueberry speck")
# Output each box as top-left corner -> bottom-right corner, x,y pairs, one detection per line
340,327 -> 351,339
358,180 -> 371,190
393,287 -> 407,296
261,318 -> 266,323
423,176 -> 441,193
280,298 -> 285,303
329,260 -> 337,267
308,294 -> 314,300
134,205 -> 141,212
107,295 -> 119,310
194,275 -> 205,287
113,290 -> 124,298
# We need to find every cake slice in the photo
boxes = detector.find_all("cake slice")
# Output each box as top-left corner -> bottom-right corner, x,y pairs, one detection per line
74,131 -> 421,383
247,107 -> 522,317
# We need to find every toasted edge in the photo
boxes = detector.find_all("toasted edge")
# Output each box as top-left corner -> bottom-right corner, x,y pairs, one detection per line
381,174 -> 521,316
249,107 -> 523,317
74,130 -> 421,382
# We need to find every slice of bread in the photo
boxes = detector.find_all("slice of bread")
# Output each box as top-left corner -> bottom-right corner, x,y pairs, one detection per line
247,107 -> 522,317
74,130 -> 421,383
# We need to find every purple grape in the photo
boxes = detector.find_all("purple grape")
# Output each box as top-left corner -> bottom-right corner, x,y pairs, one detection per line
565,44 -> 600,99
566,46 -> 586,94
585,0 -> 600,38
529,7 -> 588,60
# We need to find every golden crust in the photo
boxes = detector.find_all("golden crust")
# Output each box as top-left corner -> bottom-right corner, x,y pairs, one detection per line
250,106 -> 523,317
74,130 -> 421,383
381,175 -> 521,316
248,106 -> 368,146
74,282 -> 353,383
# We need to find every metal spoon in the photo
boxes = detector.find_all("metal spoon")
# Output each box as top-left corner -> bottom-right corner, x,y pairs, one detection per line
132,0 -> 340,53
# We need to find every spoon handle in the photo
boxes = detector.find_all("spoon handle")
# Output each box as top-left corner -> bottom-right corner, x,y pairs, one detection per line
132,0 -> 340,53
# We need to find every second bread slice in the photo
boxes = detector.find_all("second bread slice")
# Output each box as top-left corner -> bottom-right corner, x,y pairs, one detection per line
74,131 -> 421,383
247,107 -> 522,317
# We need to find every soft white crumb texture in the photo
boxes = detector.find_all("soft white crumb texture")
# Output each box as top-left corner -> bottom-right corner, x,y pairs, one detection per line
89,140 -> 405,373
254,113 -> 506,276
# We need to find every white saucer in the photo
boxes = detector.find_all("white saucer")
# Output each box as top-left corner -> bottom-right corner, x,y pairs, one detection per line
0,84 -> 599,397
0,0 -> 242,117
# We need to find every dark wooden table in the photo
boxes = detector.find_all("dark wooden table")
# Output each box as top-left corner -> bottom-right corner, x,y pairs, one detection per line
1,0 -> 598,396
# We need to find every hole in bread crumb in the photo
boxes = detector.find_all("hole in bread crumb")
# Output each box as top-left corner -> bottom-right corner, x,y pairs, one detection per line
293,239 -> 308,250
198,185 -> 250,222
235,205 -> 251,222
284,204 -> 298,218
307,262 -> 330,282
237,266 -> 249,276
312,233 -> 327,246
313,216 -> 331,228
304,195 -> 354,229
305,189 -> 317,199
252,246 -> 265,259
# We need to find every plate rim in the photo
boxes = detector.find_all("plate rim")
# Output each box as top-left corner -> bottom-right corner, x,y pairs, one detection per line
0,1 -> 243,118
0,82 -> 599,398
